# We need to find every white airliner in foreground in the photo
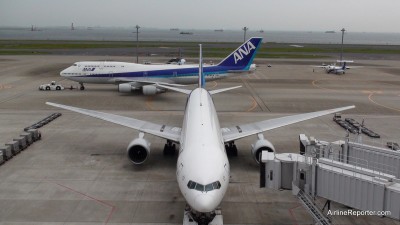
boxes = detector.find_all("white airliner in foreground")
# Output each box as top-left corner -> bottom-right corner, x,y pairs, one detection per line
60,37 -> 262,94
47,46 -> 354,224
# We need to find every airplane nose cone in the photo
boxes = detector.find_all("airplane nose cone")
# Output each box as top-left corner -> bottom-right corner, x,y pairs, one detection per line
60,69 -> 67,77
193,194 -> 217,213
60,67 -> 72,77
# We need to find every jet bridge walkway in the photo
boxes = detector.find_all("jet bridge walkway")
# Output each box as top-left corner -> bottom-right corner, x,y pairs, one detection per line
260,134 -> 400,223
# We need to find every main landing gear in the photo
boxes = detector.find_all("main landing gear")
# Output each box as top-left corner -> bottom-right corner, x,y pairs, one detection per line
225,141 -> 238,157
163,140 -> 176,156
79,83 -> 85,90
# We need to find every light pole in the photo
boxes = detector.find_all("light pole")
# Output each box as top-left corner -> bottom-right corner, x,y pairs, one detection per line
242,26 -> 248,42
340,28 -> 346,62
135,25 -> 140,63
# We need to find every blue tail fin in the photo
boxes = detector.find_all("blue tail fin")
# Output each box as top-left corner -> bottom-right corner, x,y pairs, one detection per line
342,62 -> 347,70
217,37 -> 263,69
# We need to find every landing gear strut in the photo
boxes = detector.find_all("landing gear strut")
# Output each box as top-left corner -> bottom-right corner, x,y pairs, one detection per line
225,142 -> 238,157
163,140 -> 176,156
183,204 -> 223,225
79,83 -> 85,90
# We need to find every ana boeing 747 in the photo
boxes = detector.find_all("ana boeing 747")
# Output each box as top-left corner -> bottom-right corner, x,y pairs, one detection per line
60,37 -> 262,95
47,45 -> 354,224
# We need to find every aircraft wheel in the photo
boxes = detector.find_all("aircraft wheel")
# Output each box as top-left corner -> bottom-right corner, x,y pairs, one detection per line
232,144 -> 238,156
225,143 -> 238,157
163,144 -> 175,156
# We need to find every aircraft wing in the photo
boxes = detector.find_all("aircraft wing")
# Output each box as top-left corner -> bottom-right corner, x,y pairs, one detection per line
46,102 -> 181,142
221,105 -> 355,142
345,66 -> 363,69
114,78 -> 187,87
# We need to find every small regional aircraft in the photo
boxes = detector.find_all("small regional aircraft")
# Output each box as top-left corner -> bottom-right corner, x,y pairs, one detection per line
313,60 -> 359,75
60,37 -> 262,95
47,45 -> 354,224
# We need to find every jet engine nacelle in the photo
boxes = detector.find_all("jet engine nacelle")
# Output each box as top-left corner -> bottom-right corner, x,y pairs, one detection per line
142,85 -> 165,95
251,136 -> 275,164
127,137 -> 150,164
118,83 -> 136,93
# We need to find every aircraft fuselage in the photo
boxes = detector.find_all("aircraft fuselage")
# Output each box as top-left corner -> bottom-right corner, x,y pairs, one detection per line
60,61 -> 235,85
177,88 -> 229,213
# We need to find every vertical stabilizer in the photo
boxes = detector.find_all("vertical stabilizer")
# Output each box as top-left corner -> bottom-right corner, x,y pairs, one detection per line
217,37 -> 263,69
342,62 -> 347,70
199,44 -> 205,88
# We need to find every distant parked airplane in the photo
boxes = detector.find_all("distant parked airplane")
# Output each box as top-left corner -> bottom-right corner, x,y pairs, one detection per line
60,37 -> 262,94
313,60 -> 360,75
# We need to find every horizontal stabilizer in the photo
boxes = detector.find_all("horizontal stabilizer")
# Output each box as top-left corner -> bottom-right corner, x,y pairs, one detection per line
156,84 -> 192,94
209,86 -> 242,95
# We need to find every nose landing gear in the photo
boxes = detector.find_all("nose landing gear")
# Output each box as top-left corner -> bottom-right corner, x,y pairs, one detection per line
183,205 -> 223,225
79,83 -> 85,90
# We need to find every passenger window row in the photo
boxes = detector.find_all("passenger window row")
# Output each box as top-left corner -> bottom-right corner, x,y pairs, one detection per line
187,180 -> 221,192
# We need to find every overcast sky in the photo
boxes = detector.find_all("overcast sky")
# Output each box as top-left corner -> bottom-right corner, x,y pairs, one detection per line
1,0 -> 399,32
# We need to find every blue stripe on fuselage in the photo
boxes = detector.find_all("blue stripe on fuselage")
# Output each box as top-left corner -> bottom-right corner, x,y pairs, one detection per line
76,65 -> 246,79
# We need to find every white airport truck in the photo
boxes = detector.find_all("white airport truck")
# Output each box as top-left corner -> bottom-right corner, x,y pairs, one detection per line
39,81 -> 64,91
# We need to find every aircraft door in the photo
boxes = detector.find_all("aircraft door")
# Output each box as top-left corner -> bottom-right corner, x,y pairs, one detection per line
177,162 -> 184,179
177,162 -> 187,195
224,163 -> 230,178
298,170 -> 306,190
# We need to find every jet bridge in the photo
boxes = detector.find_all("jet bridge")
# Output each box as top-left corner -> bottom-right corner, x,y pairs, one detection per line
260,134 -> 400,224
299,134 -> 400,178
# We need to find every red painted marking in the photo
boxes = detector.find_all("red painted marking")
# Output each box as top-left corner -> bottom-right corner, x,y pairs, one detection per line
46,180 -> 116,225
288,203 -> 302,225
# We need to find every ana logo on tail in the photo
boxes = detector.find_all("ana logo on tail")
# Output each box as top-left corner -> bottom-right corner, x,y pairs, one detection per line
233,41 -> 256,64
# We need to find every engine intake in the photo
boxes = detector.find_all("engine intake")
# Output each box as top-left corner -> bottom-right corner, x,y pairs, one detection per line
251,135 -> 275,164
127,137 -> 150,164
142,85 -> 165,95
118,83 -> 136,93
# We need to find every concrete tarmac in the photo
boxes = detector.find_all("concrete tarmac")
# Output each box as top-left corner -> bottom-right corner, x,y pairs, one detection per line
0,55 -> 399,224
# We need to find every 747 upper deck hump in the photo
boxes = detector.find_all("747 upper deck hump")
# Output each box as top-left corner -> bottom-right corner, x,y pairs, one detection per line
60,37 -> 263,94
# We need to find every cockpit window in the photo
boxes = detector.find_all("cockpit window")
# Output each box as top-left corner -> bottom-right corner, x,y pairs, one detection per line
73,64 -> 77,66
187,180 -> 196,189
195,183 -> 204,191
213,181 -> 221,189
187,180 -> 221,192
205,184 -> 213,192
